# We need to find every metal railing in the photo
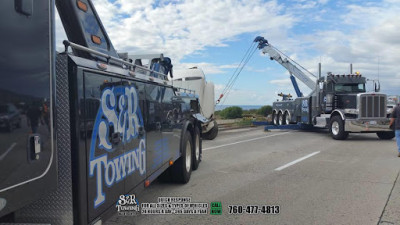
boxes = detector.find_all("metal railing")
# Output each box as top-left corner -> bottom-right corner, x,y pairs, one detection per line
63,40 -> 169,80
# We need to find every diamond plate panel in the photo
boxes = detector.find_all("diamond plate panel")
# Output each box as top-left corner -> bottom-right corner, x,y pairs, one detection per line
14,54 -> 74,225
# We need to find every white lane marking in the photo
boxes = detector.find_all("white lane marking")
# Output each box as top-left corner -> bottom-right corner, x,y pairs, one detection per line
274,151 -> 320,171
223,128 -> 252,133
203,132 -> 291,151
216,131 -> 271,143
0,143 -> 17,161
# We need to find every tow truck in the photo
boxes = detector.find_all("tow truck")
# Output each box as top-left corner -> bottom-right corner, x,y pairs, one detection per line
0,0 -> 204,224
254,36 -> 394,140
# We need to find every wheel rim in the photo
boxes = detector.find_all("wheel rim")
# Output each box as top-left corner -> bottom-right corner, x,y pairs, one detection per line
332,121 -> 339,135
285,113 -> 290,125
279,114 -> 283,125
273,114 -> 278,125
195,134 -> 200,161
185,141 -> 191,173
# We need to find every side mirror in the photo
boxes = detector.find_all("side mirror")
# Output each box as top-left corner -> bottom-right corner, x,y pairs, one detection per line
374,82 -> 380,92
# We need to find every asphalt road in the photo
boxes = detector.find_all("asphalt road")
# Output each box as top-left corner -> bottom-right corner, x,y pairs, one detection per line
106,127 -> 400,225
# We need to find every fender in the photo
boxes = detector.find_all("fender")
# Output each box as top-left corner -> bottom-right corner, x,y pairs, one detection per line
331,109 -> 345,121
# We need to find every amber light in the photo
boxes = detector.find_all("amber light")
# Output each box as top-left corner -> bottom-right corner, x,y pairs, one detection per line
145,180 -> 150,187
91,35 -> 102,45
77,0 -> 88,12
169,160 -> 173,166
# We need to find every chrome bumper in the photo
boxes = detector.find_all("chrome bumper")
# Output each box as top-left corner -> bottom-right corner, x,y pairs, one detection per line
345,118 -> 392,132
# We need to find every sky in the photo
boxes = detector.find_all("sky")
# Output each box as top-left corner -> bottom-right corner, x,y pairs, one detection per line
56,0 -> 400,106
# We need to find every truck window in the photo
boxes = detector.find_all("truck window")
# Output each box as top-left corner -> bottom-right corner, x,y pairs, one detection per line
162,87 -> 175,104
334,83 -> 365,93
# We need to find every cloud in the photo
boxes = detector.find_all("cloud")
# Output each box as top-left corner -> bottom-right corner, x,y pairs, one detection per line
270,79 -> 291,87
83,0 -> 295,62
271,0 -> 400,96
54,0 -> 400,105
175,62 -> 226,75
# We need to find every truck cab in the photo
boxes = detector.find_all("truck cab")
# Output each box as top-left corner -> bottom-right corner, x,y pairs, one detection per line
271,72 -> 393,140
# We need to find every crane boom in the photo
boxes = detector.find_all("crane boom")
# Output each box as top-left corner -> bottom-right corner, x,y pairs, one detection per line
254,36 -> 316,94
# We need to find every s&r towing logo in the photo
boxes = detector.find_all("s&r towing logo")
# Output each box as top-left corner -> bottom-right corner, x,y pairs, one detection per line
89,85 -> 146,208
116,194 -> 140,216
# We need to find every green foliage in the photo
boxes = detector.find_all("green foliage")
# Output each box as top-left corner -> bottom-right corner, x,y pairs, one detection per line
235,118 -> 253,126
246,109 -> 258,114
257,105 -> 273,116
220,106 -> 243,119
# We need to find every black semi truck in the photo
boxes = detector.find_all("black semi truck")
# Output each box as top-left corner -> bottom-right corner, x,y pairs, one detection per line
255,37 -> 394,140
0,0 -> 204,224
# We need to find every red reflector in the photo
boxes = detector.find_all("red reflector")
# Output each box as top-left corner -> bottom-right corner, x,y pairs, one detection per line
145,180 -> 150,187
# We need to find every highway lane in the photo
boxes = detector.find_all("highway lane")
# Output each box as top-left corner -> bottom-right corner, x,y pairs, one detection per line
106,127 -> 400,225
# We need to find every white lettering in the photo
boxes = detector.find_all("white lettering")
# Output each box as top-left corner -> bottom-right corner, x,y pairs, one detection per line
89,155 -> 107,207
105,160 -> 116,186
90,86 -> 146,208
113,154 -> 127,182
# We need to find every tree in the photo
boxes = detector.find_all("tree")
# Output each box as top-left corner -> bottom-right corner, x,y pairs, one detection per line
220,106 -> 243,119
257,105 -> 272,116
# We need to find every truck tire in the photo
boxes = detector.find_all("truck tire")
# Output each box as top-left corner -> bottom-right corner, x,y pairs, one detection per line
272,111 -> 278,125
172,131 -> 193,183
278,112 -> 284,125
377,131 -> 395,140
192,126 -> 202,170
330,116 -> 348,140
203,121 -> 218,140
284,111 -> 290,125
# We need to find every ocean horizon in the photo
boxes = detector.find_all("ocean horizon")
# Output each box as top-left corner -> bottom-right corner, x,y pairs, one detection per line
215,105 -> 264,111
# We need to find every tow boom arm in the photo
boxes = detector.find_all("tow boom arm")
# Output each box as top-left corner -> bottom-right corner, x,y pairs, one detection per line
254,36 -> 316,97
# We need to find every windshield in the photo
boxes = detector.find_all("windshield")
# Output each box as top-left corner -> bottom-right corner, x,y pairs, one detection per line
334,83 -> 365,93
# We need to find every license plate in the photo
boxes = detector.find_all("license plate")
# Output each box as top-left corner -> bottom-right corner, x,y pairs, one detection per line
369,121 -> 377,125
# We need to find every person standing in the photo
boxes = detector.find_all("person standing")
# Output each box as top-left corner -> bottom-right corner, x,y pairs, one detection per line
390,103 -> 400,157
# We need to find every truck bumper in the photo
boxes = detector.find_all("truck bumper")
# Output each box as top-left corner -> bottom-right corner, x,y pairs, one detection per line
345,119 -> 392,132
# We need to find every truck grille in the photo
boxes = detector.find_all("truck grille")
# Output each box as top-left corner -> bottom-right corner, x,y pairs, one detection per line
359,94 -> 386,118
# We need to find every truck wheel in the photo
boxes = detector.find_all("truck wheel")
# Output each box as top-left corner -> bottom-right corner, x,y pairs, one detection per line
278,112 -> 284,125
284,111 -> 290,125
192,126 -> 202,170
272,111 -> 277,125
203,121 -> 218,140
172,131 -> 192,183
330,116 -> 348,140
377,131 -> 395,140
